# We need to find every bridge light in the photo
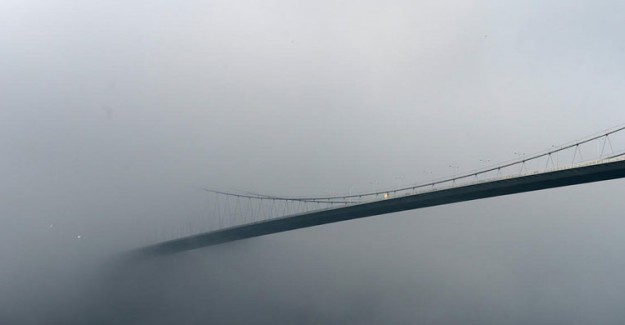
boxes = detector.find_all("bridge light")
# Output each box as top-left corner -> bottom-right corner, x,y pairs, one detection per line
384,193 -> 389,199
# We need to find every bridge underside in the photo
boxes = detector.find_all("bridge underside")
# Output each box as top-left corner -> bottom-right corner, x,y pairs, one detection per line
134,159 -> 625,257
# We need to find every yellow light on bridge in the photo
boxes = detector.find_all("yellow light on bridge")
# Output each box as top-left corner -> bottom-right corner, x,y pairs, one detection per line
384,193 -> 389,199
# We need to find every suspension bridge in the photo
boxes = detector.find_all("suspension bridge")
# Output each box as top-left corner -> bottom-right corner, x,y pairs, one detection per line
132,125 -> 625,258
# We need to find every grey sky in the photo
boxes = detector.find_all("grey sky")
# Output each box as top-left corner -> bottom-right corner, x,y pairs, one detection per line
2,0 -> 625,323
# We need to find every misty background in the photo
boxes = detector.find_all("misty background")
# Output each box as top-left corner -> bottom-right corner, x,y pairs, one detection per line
2,0 -> 625,323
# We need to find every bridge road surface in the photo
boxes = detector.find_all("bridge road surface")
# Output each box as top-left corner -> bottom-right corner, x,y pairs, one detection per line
133,158 -> 625,258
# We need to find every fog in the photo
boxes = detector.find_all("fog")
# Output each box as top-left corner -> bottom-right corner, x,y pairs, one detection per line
2,0 -> 625,323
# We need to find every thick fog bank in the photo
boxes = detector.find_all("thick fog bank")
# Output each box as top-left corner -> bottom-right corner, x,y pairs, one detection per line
6,184 -> 625,324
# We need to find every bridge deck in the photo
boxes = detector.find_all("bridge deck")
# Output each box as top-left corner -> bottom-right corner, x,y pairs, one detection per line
134,158 -> 625,257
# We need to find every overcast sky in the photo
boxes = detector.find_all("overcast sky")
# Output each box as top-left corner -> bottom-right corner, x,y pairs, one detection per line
2,0 -> 625,323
